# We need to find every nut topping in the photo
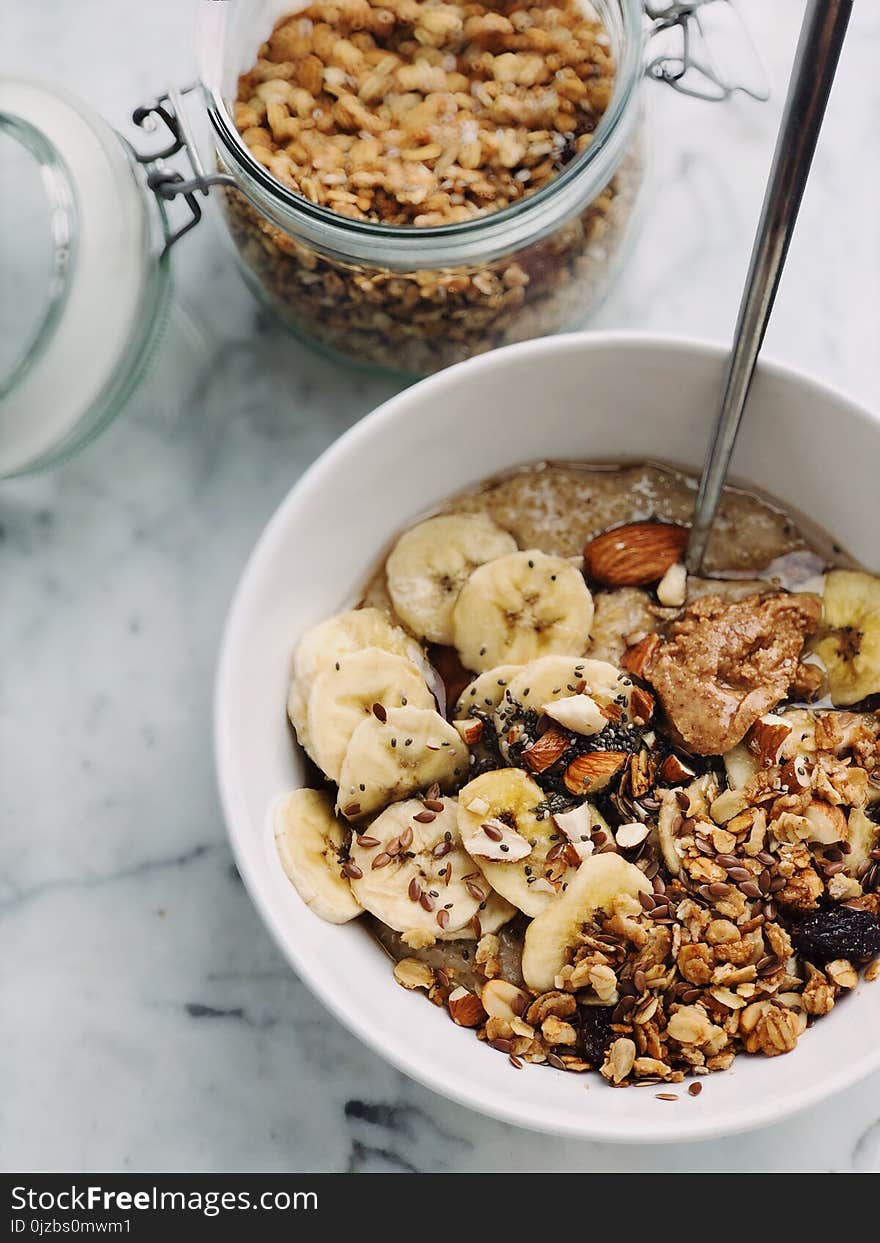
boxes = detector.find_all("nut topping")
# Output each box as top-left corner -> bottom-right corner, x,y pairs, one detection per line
745,714 -> 793,767
447,987 -> 488,1028
563,751 -> 628,796
622,632 -> 661,679
521,725 -> 571,774
659,753 -> 696,784
583,522 -> 689,588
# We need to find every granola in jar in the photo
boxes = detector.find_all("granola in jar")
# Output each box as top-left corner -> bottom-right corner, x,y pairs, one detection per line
223,0 -> 642,373
274,461 -> 880,1091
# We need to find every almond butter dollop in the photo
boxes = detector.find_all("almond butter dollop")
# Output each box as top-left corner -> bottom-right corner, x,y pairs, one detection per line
645,592 -> 822,755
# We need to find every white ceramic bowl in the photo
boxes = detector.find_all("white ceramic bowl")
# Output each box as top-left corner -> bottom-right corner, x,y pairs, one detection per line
215,334 -> 880,1142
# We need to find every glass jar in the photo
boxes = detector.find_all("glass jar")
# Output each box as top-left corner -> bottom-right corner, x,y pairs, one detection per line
0,81 -> 174,476
198,0 -> 647,376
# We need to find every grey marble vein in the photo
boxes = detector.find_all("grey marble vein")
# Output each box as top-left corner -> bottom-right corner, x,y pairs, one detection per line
1,0 -> 878,1173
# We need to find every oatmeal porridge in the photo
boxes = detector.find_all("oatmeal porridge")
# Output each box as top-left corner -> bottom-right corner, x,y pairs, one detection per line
274,462 -> 880,1087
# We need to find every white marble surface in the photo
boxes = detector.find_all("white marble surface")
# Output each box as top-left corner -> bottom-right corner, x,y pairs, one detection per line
2,0 -> 879,1173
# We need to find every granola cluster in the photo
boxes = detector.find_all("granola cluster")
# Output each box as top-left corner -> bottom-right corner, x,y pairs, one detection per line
224,0 -> 638,373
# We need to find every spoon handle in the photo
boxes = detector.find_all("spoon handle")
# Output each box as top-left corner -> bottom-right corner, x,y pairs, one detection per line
685,0 -> 852,574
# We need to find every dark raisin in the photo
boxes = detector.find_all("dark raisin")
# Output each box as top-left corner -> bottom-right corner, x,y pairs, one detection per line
790,905 -> 880,963
578,1006 -> 615,1065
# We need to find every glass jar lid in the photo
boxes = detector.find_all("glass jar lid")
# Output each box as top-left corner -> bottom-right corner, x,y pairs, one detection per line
0,81 -> 171,477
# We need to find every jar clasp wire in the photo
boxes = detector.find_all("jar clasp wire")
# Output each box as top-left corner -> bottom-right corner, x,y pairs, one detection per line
132,85 -> 235,256
644,0 -> 770,103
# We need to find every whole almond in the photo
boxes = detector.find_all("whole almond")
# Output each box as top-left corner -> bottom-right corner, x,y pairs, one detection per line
583,522 -> 688,587
621,632 -> 661,679
563,751 -> 627,795
447,986 -> 487,1028
521,725 -> 570,774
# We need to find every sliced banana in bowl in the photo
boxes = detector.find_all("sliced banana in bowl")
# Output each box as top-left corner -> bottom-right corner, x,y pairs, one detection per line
521,853 -> 651,992
457,768 -> 579,917
273,788 -> 364,924
306,648 -> 435,782
452,549 -> 594,672
811,569 -> 880,705
337,706 -> 470,820
293,606 -> 428,689
454,664 -> 524,720
288,607 -> 432,748
348,797 -> 483,936
437,889 -> 518,940
386,514 -> 517,645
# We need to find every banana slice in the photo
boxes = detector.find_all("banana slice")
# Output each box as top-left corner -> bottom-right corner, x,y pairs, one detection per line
453,664 -> 523,762
454,664 -> 524,719
657,789 -> 683,875
386,514 -> 517,645
452,550 -> 594,672
348,797 -> 481,935
812,570 -> 880,705
437,889 -> 518,940
288,607 -> 430,748
273,788 -> 363,924
457,768 -> 578,917
495,656 -> 632,756
845,808 -> 880,879
307,648 -> 435,782
521,854 -> 651,992
337,706 -> 469,820
723,742 -> 758,792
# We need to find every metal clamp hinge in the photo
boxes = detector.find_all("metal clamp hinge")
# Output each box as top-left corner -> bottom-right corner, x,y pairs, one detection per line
645,0 -> 770,102
132,85 -> 235,255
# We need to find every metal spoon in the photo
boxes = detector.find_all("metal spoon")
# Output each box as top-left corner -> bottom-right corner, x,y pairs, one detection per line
685,0 -> 853,574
